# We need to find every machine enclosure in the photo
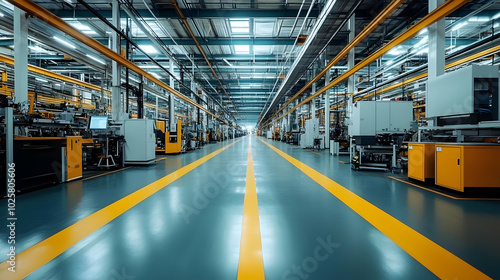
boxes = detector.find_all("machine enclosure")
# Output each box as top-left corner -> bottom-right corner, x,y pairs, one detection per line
124,119 -> 156,164
426,65 -> 500,119
408,143 -> 435,182
348,101 -> 413,137
435,144 -> 500,192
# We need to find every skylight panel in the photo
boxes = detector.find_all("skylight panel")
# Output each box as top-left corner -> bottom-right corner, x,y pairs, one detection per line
234,45 -> 250,54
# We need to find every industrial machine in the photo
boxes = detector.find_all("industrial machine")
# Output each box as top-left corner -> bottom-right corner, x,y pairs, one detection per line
427,65 -> 499,126
266,130 -> 272,139
166,119 -> 182,154
348,101 -> 414,171
300,118 -> 324,149
124,119 -> 156,165
408,65 -> 500,191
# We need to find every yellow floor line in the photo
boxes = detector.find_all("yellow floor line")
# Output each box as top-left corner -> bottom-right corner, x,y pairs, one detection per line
83,166 -> 133,181
237,142 -> 265,280
306,150 -> 321,155
0,140 -> 241,280
389,176 -> 500,201
258,138 -> 491,280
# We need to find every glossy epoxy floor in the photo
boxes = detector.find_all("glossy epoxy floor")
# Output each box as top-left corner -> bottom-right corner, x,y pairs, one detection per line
1,135 -> 500,279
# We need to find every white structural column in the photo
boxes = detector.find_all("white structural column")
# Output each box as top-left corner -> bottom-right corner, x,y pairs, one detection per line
347,14 -> 356,95
287,108 -> 291,132
428,0 -> 445,80
311,69 -> 316,120
14,7 -> 28,104
295,99 -> 299,127
169,60 -> 176,131
155,96 -> 159,119
324,59 -> 331,149
111,0 -> 121,121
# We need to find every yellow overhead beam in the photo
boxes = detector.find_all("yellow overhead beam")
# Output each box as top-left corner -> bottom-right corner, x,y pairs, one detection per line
265,0 -> 406,124
0,53 -> 109,93
7,0 -> 225,123
262,0 -> 470,128
328,42 -> 500,110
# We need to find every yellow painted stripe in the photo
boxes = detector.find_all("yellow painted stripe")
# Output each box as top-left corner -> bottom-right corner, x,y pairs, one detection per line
389,176 -> 500,201
237,143 -> 265,280
0,140 -> 240,280
258,138 -> 492,280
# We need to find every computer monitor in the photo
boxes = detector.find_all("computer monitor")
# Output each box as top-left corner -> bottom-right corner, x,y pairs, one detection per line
89,116 -> 108,130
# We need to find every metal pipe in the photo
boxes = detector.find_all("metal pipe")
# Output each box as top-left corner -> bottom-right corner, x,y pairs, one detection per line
263,0 -> 470,127
288,0 -> 307,38
6,0 -> 225,122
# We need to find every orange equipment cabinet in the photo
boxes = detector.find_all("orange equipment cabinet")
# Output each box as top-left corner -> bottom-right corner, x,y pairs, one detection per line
166,120 -> 182,154
408,143 -> 435,182
66,136 -> 82,181
435,144 -> 500,192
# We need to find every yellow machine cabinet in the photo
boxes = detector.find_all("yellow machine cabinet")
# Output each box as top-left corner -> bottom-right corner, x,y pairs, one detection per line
66,136 -> 82,181
435,144 -> 500,192
408,143 -> 435,182
155,120 -> 166,153
166,120 -> 182,154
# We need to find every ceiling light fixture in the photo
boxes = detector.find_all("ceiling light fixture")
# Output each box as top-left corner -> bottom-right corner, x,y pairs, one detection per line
86,54 -> 105,64
223,58 -> 234,67
53,36 -> 76,49
451,22 -> 468,31
139,45 -> 158,54
234,45 -> 250,54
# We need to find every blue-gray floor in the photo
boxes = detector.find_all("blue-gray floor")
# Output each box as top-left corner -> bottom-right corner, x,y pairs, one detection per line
1,135 -> 499,279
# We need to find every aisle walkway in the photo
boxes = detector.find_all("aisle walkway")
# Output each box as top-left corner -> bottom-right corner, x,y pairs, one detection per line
1,135 -> 499,279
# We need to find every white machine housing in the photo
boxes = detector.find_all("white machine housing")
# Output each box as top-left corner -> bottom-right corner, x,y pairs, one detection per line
124,119 -> 156,164
300,118 -> 324,149
427,65 -> 500,119
348,101 -> 413,136
266,130 -> 273,139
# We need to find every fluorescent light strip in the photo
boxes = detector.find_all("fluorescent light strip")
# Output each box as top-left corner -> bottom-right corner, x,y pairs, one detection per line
86,54 -> 105,65
53,36 -> 76,49
223,59 -> 234,67
451,22 -> 468,31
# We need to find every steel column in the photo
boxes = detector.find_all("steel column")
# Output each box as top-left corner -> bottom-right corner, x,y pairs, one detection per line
14,7 -> 28,104
111,0 -> 121,121
428,0 -> 446,79
347,14 -> 356,94
169,60 -> 175,131
325,59 -> 331,149
5,107 -> 13,195
155,96 -> 159,119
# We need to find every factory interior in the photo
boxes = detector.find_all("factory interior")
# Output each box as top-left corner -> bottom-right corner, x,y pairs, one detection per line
1,0 -> 500,279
